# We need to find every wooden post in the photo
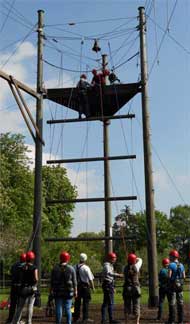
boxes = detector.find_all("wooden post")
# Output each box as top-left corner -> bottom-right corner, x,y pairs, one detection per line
139,6 -> 158,306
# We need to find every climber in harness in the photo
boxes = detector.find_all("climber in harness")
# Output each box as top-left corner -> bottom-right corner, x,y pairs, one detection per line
166,249 -> 185,324
157,257 -> 170,321
77,74 -> 91,119
12,251 -> 38,324
73,253 -> 95,323
5,253 -> 26,324
50,251 -> 77,324
122,253 -> 142,324
101,252 -> 123,324
108,71 -> 120,84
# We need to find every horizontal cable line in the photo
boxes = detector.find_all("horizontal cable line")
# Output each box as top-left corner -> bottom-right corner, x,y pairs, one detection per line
45,16 -> 137,27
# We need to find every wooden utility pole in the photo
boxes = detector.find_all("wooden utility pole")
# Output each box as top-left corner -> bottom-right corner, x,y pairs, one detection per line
33,10 -> 44,281
102,54 -> 113,255
138,6 -> 158,306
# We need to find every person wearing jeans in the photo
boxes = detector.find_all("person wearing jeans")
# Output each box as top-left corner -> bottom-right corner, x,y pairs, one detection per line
54,297 -> 72,324
51,251 -> 77,324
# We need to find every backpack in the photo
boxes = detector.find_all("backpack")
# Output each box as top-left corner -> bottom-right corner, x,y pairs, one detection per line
171,262 -> 184,293
52,264 -> 74,298
76,264 -> 89,289
123,264 -> 141,298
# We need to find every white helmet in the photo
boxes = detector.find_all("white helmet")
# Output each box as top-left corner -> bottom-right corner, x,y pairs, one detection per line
80,253 -> 87,262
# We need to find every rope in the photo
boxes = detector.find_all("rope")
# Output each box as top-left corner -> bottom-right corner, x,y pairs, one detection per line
45,16 -> 136,27
0,0 -> 16,32
148,0 -> 178,77
0,22 -> 37,69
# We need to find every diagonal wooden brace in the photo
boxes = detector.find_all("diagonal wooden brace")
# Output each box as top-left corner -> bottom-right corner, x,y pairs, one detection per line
8,76 -> 45,145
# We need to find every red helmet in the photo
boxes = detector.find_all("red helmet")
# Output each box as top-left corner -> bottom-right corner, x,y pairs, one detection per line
26,251 -> 35,262
92,69 -> 97,75
60,251 -> 70,263
104,69 -> 110,76
128,253 -> 137,264
80,74 -> 86,79
107,252 -> 117,261
169,250 -> 179,258
20,253 -> 26,262
162,258 -> 170,266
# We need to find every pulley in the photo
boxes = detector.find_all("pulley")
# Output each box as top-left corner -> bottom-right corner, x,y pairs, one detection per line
92,39 -> 101,52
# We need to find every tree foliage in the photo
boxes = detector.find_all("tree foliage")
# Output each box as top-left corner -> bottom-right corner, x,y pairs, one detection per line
0,133 -> 77,273
169,205 -> 190,260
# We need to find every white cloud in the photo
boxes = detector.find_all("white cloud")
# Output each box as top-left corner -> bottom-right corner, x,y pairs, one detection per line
0,42 -> 36,65
67,167 -> 101,197
0,41 -> 37,133
25,143 -> 103,235
154,169 -> 170,190
0,108 -> 25,133
71,204 -> 104,236
44,73 -> 76,89
26,144 -> 102,197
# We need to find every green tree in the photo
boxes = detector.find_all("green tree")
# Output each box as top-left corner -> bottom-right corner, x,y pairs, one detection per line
112,208 -> 173,266
41,165 -> 77,271
0,133 -> 77,273
0,133 -> 34,263
169,205 -> 190,259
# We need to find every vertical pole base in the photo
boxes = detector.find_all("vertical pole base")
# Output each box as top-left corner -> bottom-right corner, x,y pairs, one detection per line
148,296 -> 159,307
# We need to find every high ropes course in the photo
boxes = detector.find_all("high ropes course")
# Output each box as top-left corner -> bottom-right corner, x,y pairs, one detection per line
0,7 -> 159,306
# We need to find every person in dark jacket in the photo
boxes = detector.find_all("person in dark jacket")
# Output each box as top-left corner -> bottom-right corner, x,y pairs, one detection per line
123,253 -> 142,324
77,74 -> 91,118
12,251 -> 38,324
5,253 -> 26,324
51,251 -> 77,324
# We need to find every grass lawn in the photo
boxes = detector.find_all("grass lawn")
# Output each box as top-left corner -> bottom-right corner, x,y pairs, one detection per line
1,285 -> 190,306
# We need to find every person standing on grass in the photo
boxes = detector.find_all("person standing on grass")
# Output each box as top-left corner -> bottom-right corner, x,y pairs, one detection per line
157,258 -> 170,320
101,252 -> 123,324
166,249 -> 185,324
122,253 -> 142,324
12,251 -> 38,324
5,253 -> 26,324
51,251 -> 77,324
73,253 -> 95,323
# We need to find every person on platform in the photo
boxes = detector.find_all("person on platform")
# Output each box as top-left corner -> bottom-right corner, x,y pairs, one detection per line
122,253 -> 142,324
77,74 -> 91,118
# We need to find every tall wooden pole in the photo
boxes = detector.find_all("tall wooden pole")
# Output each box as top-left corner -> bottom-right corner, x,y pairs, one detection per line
138,7 -> 158,306
33,10 -> 44,281
102,54 -> 113,255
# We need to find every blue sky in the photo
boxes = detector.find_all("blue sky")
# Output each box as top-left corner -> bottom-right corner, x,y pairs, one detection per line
0,0 -> 190,236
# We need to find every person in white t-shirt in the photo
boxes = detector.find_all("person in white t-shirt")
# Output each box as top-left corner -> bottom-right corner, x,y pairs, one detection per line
73,253 -> 95,323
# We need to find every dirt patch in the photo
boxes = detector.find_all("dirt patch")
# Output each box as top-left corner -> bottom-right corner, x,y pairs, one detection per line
1,304 -> 190,323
